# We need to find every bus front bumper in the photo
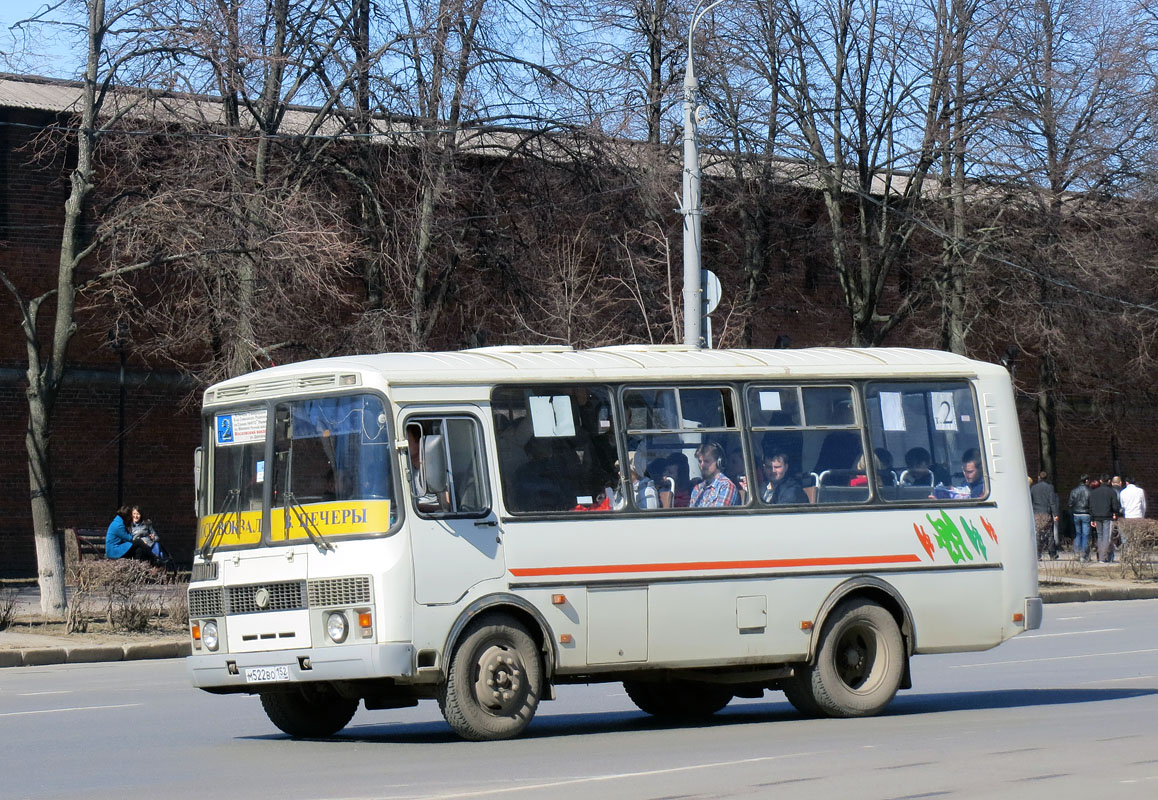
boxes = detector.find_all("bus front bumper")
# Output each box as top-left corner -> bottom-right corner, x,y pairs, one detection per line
187,642 -> 415,690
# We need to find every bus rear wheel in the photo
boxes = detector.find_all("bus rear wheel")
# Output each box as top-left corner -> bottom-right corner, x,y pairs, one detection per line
260,686 -> 358,738
806,598 -> 905,717
623,679 -> 732,720
438,614 -> 543,741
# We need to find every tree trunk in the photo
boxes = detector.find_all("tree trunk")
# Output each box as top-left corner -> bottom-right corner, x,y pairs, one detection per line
27,385 -> 66,618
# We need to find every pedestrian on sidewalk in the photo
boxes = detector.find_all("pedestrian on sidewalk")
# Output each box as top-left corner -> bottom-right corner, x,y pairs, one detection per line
1069,474 -> 1092,560
1030,471 -> 1059,559
1118,476 -> 1147,551
1089,475 -> 1122,563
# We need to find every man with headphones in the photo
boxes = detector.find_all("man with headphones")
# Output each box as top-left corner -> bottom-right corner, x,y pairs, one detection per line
690,441 -> 741,507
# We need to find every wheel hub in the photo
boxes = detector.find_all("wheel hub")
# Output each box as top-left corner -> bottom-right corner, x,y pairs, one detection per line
473,644 -> 524,714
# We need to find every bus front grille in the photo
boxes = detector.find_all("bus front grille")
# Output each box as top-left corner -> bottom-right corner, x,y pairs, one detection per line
226,581 -> 307,614
307,576 -> 372,607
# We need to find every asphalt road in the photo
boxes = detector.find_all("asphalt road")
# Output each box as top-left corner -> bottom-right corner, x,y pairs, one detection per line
3,599 -> 1157,800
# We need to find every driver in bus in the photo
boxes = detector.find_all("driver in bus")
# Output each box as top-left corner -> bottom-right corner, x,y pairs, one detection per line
689,442 -> 741,507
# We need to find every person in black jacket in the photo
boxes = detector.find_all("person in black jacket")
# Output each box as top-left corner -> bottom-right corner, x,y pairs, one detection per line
1088,474 -> 1122,563
1069,475 -> 1092,560
1030,472 -> 1059,560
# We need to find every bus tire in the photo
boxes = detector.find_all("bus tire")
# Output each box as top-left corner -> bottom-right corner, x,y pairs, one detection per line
781,672 -> 823,717
438,614 -> 543,741
623,679 -> 732,719
260,687 -> 358,738
808,598 -> 905,717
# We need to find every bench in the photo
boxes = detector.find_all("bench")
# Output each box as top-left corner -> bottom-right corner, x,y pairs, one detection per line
62,527 -> 106,575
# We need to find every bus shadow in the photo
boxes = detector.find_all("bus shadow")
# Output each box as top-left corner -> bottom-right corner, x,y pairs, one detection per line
887,686 -> 1158,715
241,687 -> 1158,744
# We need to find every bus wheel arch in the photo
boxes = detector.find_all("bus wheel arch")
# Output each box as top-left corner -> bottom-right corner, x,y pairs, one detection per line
437,610 -> 545,740
807,577 -> 914,664
442,594 -> 556,683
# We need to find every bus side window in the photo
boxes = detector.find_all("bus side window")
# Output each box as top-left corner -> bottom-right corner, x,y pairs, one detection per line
864,382 -> 986,502
405,416 -> 490,516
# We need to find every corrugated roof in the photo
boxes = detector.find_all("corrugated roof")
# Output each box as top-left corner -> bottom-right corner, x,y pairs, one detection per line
0,75 -> 83,112
207,346 -> 1001,400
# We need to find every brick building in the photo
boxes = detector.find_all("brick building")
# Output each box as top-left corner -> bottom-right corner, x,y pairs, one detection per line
1,73 -> 1151,576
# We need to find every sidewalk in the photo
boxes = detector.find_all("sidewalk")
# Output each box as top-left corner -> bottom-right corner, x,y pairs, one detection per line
0,584 -> 190,668
3,564 -> 1157,669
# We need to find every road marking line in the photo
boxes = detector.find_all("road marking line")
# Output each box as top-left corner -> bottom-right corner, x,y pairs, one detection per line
1014,628 -> 1122,639
1079,675 -> 1158,685
951,648 -> 1158,668
0,703 -> 141,717
18,690 -> 72,696
383,752 -> 823,799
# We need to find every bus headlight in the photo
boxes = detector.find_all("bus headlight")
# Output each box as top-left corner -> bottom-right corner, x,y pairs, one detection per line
326,612 -> 349,643
202,620 -> 220,652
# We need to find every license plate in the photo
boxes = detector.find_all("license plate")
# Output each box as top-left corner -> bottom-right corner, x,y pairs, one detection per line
244,665 -> 291,683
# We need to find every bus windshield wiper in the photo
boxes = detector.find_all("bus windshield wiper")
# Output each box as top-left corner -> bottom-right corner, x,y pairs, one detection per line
282,492 -> 336,553
200,488 -> 240,561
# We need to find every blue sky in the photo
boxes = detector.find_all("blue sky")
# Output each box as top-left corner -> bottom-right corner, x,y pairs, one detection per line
2,1 -> 83,78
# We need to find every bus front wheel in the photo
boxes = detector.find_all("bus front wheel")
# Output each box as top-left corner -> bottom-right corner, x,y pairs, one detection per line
806,598 -> 905,717
438,614 -> 543,741
260,687 -> 358,738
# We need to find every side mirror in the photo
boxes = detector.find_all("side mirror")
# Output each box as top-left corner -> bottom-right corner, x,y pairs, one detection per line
422,434 -> 449,494
193,446 -> 203,516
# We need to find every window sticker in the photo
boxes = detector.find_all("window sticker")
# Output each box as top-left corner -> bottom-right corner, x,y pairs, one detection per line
931,392 -> 958,431
256,460 -> 265,483
758,390 -> 783,412
529,395 -> 576,437
881,392 -> 906,431
216,409 -> 267,446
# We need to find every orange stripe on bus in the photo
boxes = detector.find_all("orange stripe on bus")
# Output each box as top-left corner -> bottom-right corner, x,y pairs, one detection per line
509,553 -> 922,577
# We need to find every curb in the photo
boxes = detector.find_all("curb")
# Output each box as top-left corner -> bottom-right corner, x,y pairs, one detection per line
1041,585 -> 1158,603
0,640 -> 191,668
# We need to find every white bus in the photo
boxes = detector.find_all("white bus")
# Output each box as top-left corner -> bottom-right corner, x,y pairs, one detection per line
187,345 -> 1041,741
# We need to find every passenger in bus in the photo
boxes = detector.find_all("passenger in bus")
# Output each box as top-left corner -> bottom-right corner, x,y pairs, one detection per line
961,449 -> 986,498
901,447 -> 934,486
627,450 -> 659,509
514,438 -> 575,511
689,442 -> 741,507
874,448 -> 897,486
661,453 -> 693,508
406,424 -> 448,512
760,451 -> 809,505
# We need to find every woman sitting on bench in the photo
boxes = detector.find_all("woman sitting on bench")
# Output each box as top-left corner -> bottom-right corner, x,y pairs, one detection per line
106,505 -> 161,565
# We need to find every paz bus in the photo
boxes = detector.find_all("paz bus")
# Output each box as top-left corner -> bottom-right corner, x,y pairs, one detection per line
186,345 -> 1041,741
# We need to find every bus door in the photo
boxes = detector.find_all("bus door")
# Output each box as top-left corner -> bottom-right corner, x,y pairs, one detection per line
404,412 -> 503,605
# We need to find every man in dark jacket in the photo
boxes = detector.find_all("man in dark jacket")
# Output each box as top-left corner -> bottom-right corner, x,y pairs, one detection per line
1030,471 -> 1059,559
1069,475 -> 1092,560
761,452 -> 809,505
1088,474 -> 1122,563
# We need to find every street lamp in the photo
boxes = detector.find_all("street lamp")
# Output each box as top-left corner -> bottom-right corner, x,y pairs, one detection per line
682,0 -> 726,349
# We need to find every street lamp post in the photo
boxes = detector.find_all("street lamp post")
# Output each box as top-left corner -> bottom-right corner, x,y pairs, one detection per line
681,0 -> 725,349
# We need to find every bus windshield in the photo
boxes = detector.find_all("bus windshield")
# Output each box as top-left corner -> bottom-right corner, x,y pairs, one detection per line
205,393 -> 395,548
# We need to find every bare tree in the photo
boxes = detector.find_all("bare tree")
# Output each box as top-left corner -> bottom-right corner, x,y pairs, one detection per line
1,0 -> 192,616
772,0 -> 953,347
990,0 -> 1153,477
